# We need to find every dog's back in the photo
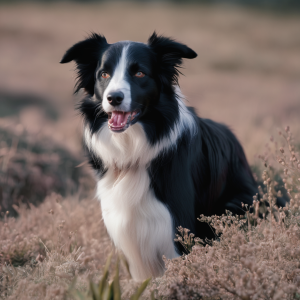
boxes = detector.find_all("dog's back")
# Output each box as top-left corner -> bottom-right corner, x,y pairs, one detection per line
149,114 -> 258,243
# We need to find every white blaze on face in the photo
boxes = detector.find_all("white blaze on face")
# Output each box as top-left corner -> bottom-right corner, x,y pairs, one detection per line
102,45 -> 131,112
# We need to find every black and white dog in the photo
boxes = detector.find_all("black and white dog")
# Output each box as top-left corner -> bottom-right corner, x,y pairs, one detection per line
61,33 -> 258,280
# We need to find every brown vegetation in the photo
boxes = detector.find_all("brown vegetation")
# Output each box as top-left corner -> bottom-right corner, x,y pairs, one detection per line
0,3 -> 300,299
0,125 -> 90,217
0,127 -> 299,299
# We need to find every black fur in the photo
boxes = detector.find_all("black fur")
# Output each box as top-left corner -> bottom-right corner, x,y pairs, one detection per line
148,32 -> 197,93
149,117 -> 258,251
60,33 -> 109,95
78,96 -> 107,176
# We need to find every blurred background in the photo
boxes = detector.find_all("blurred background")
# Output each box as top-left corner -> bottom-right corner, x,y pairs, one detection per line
0,0 -> 300,214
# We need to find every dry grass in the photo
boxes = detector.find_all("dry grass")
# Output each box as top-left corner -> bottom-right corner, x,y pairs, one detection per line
1,2 -> 300,299
0,193 -> 113,299
0,127 -> 299,299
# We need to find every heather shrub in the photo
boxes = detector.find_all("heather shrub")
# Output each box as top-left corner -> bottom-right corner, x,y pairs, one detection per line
0,91 -> 59,120
0,194 -> 113,299
1,127 -> 300,300
0,125 -> 90,217
149,127 -> 300,300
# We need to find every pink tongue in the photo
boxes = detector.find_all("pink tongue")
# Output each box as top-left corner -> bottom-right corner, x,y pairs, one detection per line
111,111 -> 131,127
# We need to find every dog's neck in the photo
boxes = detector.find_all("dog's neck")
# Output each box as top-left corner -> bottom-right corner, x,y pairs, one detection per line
84,91 -> 197,170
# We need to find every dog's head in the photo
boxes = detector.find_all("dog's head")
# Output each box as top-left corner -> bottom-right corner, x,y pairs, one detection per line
61,32 -> 197,133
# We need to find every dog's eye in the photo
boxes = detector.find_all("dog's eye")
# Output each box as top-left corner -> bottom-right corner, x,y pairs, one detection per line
135,71 -> 145,78
101,72 -> 110,79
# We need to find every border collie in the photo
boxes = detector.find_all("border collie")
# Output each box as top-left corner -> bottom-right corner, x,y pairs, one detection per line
60,32 -> 258,281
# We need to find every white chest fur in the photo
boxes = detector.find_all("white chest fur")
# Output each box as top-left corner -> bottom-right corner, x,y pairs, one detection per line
85,124 -> 182,280
85,124 -> 179,280
97,166 -> 178,280
84,93 -> 196,280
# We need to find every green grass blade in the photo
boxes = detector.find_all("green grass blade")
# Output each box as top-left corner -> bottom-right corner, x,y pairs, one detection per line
113,258 -> 121,300
90,281 -> 99,300
130,278 -> 151,300
119,253 -> 131,278
99,252 -> 113,297
105,281 -> 114,300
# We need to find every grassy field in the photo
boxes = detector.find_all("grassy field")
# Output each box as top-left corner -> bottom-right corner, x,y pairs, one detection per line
0,3 -> 300,299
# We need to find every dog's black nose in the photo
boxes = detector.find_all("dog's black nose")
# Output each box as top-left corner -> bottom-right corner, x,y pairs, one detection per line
107,91 -> 124,106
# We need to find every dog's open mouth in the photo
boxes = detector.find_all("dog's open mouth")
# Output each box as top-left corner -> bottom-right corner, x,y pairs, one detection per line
107,110 -> 140,132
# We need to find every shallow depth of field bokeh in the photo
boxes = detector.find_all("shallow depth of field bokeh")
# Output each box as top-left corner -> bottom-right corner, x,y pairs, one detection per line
0,2 -> 300,299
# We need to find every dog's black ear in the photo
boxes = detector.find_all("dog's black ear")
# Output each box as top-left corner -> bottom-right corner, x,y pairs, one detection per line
60,33 -> 109,95
147,32 -> 197,89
